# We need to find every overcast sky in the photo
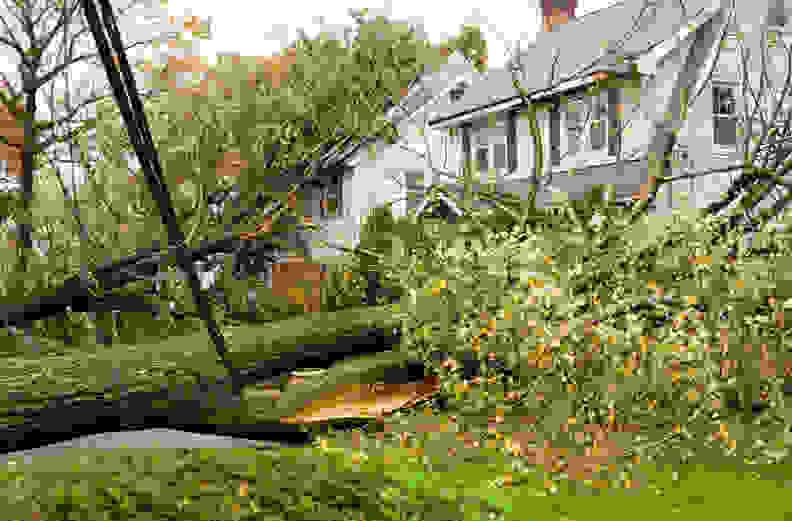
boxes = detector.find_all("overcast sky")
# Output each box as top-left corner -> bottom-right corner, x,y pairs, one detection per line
165,0 -> 618,69
0,0 -> 619,194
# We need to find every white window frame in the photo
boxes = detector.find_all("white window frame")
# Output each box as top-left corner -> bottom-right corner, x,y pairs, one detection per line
713,82 -> 738,149
564,97 -> 587,157
562,90 -> 610,157
589,89 -> 609,152
439,129 -> 462,173
440,133 -> 448,169
472,131 -> 507,184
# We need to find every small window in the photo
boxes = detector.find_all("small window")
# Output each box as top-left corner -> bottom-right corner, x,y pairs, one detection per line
440,134 -> 449,169
713,84 -> 737,146
493,142 -> 506,170
590,90 -> 608,151
321,176 -> 343,218
449,86 -> 466,102
405,171 -> 424,190
565,99 -> 585,156
403,170 -> 425,213
767,0 -> 788,27
475,146 -> 489,172
550,104 -> 561,166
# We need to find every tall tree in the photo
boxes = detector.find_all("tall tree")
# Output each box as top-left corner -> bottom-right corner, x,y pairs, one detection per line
0,0 -> 182,277
82,10 -> 482,263
0,9 -> 486,331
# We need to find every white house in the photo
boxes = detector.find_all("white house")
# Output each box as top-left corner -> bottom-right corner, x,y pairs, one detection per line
417,0 -> 792,229
299,50 -> 482,263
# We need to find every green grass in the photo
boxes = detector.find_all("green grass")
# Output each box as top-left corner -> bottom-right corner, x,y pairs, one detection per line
3,410 -> 790,520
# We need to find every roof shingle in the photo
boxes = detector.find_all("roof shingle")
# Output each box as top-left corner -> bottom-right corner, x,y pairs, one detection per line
428,0 -> 720,125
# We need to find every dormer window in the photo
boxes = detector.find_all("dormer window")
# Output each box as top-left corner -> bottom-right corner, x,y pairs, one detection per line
449,78 -> 471,102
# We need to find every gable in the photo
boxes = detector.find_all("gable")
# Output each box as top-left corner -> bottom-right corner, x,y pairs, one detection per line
414,191 -> 464,221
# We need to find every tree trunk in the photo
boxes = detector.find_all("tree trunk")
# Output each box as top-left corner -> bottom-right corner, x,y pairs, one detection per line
17,85 -> 36,275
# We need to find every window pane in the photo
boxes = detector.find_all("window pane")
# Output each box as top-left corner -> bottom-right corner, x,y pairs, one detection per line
566,100 -> 582,129
494,143 -> 506,169
405,171 -> 424,189
568,129 -> 580,156
566,100 -> 583,156
590,119 -> 605,150
476,147 -> 488,172
593,91 -> 607,120
714,86 -> 735,115
550,105 -> 561,166
714,117 -> 737,146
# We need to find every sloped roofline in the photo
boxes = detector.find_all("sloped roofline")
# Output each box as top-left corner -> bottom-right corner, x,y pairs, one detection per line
427,0 -> 720,128
329,50 -> 481,167
414,190 -> 465,217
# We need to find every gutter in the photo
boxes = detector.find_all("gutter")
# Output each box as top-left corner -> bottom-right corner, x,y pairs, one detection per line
428,61 -> 640,130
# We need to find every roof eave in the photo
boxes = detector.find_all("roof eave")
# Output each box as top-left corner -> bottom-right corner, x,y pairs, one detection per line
428,56 -> 652,129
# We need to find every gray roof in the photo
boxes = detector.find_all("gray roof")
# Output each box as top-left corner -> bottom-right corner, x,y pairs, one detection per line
426,67 -> 516,125
428,0 -> 724,125
329,51 -> 479,166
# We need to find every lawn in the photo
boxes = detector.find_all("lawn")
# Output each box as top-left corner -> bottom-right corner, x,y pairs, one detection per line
1,303 -> 792,520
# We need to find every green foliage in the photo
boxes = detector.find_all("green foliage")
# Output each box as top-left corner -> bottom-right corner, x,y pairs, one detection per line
321,258 -> 371,312
0,11 -> 481,345
444,24 -> 489,72
357,203 -> 400,273
336,176 -> 792,476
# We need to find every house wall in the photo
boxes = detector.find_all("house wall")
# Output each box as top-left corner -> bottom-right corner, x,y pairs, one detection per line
300,137 -> 427,264
429,51 -> 757,218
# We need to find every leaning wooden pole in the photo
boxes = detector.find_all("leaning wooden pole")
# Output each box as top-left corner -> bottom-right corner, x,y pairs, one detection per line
78,0 -> 243,392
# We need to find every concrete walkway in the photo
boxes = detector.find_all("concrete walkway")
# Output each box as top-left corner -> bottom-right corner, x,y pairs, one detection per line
0,429 -> 288,466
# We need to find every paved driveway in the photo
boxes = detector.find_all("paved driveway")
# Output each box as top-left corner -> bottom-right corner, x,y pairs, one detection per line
0,429 -> 288,465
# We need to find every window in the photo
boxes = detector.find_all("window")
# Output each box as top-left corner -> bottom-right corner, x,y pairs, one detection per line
590,90 -> 608,151
557,87 -> 620,162
440,133 -> 452,170
473,128 -> 507,181
550,104 -> 561,166
320,175 -> 343,218
713,84 -> 737,146
404,170 -> 425,213
449,85 -> 465,102
767,0 -> 788,27
565,99 -> 585,156
475,146 -> 488,172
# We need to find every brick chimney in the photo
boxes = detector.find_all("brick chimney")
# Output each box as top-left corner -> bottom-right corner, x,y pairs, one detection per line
542,0 -> 578,33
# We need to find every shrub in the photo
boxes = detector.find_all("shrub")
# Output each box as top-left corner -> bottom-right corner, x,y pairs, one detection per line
348,182 -> 792,476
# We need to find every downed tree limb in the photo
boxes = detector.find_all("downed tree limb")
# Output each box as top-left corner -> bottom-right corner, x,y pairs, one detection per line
0,224 -> 311,328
